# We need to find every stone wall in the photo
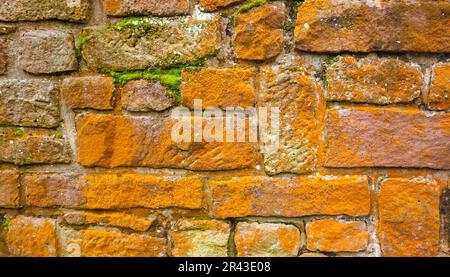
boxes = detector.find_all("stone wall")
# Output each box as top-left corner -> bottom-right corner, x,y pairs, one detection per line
0,0 -> 449,257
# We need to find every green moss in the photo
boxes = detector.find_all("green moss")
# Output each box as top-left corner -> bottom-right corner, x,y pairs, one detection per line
110,17 -> 168,36
13,128 -> 24,137
1,218 -> 11,231
318,55 -> 341,87
287,66 -> 304,73
233,0 -> 271,17
76,34 -> 94,62
54,132 -> 63,140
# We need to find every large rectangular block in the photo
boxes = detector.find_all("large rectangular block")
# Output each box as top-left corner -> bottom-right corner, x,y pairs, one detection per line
25,173 -> 204,210
325,107 -> 450,169
0,79 -> 60,128
207,175 -> 370,218
0,0 -> 90,22
295,0 -> 450,53
76,114 -> 259,170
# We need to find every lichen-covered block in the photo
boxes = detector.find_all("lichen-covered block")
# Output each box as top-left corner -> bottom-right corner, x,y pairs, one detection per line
379,178 -> 441,257
0,131 -> 71,165
103,0 -> 192,16
306,219 -> 368,252
425,63 -> 450,111
6,216 -> 57,257
82,17 -> 221,71
208,175 -> 370,218
0,170 -> 19,208
76,114 -> 259,170
25,173 -> 204,210
61,77 -> 115,110
64,211 -> 156,232
326,56 -> 423,104
260,60 -> 322,175
441,189 -> 450,251
181,67 -> 256,109
325,106 -> 450,169
0,39 -> 6,74
200,0 -> 242,11
170,219 -> 230,257
235,222 -> 301,257
295,0 -> 450,53
122,80 -> 173,112
0,0 -> 90,22
19,31 -> 77,74
234,2 -> 285,60
0,79 -> 60,128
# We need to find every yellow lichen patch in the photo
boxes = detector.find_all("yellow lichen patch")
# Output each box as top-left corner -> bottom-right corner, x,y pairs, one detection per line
425,63 -> 450,111
306,219 -> 368,252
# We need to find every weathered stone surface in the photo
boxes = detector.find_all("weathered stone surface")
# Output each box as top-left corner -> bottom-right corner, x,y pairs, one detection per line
25,173 -> 204,210
0,170 -> 19,208
326,56 -> 423,104
170,219 -> 230,257
181,67 -> 256,109
0,0 -> 90,22
235,222 -> 301,257
76,114 -> 258,170
325,106 -> 450,169
103,0 -> 192,16
79,229 -> 166,257
64,211 -> 156,232
6,216 -> 57,257
379,178 -> 441,257
82,17 -> 221,71
0,39 -> 6,75
0,131 -> 71,165
425,63 -> 450,111
441,189 -> 450,250
300,252 -> 328,257
295,0 -> 450,53
61,77 -> 115,110
19,31 -> 77,74
200,0 -> 242,11
234,2 -> 285,60
260,61 -> 322,175
208,175 -> 370,218
306,219 -> 368,252
0,79 -> 60,127
122,80 -> 173,112
0,25 -> 16,35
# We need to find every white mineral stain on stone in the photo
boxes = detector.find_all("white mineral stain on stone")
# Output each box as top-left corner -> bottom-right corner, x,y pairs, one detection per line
66,0 -> 81,8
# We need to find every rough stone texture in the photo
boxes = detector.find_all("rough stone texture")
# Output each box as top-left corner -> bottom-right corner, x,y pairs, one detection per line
170,219 -> 230,257
181,67 -> 256,109
0,132 -> 71,165
325,106 -> 450,169
425,63 -> 450,111
0,25 -> 16,35
80,229 -> 166,257
103,0 -> 192,16
200,0 -> 242,11
0,79 -> 60,128
82,17 -> 221,71
6,216 -> 57,257
441,189 -> 450,251
326,56 -> 423,104
61,77 -> 115,110
19,31 -> 77,74
295,0 -> 450,53
234,222 -> 301,257
306,219 -> 368,252
122,80 -> 173,112
0,170 -> 19,208
25,173 -> 204,210
76,114 -> 259,170
208,175 -> 370,218
0,0 -> 90,22
300,253 -> 328,257
64,211 -> 156,232
379,178 -> 441,257
0,39 -> 6,75
234,2 -> 285,60
260,60 -> 322,175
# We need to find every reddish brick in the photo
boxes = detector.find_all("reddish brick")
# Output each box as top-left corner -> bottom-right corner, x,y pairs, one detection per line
0,170 -> 19,208
61,77 -> 115,110
122,80 -> 173,112
208,175 -> 370,218
325,106 -> 450,169
379,178 -> 441,257
200,0 -> 242,11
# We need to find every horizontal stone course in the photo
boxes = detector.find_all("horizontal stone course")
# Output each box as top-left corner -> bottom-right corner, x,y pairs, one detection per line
103,0 -> 192,16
